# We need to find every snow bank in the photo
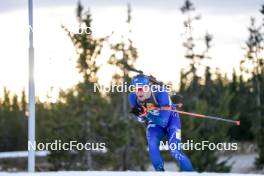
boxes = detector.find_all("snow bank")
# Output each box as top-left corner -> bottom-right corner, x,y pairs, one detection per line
0,171 -> 261,176
0,151 -> 49,159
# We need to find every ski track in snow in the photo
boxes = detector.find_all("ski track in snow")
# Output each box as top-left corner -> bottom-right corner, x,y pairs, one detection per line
0,171 -> 262,176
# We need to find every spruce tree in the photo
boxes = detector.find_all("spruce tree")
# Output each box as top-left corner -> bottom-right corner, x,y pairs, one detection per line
179,0 -> 230,172
107,4 -> 148,170
240,16 -> 264,169
47,2 -> 108,170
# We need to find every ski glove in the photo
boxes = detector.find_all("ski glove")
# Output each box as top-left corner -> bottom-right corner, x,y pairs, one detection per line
130,106 -> 146,116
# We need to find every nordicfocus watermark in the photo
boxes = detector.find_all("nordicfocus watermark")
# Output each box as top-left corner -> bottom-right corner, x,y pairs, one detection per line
159,140 -> 238,151
28,140 -> 106,151
93,82 -> 173,93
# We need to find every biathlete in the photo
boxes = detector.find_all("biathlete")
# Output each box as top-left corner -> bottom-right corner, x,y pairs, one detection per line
128,74 -> 193,171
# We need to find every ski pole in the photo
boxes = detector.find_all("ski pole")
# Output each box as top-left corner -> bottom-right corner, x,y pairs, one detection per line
169,109 -> 240,126
141,107 -> 240,126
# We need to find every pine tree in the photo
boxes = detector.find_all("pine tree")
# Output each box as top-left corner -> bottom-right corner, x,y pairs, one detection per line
246,6 -> 264,170
107,4 -> 148,170
0,88 -> 27,151
47,2 -> 109,170
62,2 -> 104,83
239,15 -> 264,169
0,87 -> 11,150
179,0 -> 230,172
180,0 -> 212,107
228,70 -> 255,141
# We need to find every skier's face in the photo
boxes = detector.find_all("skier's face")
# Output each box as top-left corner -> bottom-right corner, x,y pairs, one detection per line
135,85 -> 151,101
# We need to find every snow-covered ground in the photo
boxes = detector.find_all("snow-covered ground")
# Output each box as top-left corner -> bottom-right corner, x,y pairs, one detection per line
0,151 -> 261,175
0,151 -> 49,159
226,153 -> 258,173
0,171 -> 262,176
147,153 -> 258,173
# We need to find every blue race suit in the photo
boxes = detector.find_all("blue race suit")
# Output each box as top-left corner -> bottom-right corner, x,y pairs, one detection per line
128,90 -> 193,171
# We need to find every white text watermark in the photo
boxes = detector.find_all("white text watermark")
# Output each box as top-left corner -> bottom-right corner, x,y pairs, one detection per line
28,140 -> 106,151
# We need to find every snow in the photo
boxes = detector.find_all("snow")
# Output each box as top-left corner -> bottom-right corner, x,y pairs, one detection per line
147,153 -> 258,173
226,153 -> 258,173
0,151 -> 260,174
0,171 -> 261,176
0,151 -> 49,159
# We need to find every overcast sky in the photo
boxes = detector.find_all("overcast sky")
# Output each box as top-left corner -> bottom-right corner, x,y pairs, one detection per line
1,0 -> 263,14
0,0 -> 263,101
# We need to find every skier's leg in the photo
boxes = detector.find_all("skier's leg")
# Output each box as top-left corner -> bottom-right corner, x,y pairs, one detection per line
146,123 -> 165,171
167,113 -> 193,171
